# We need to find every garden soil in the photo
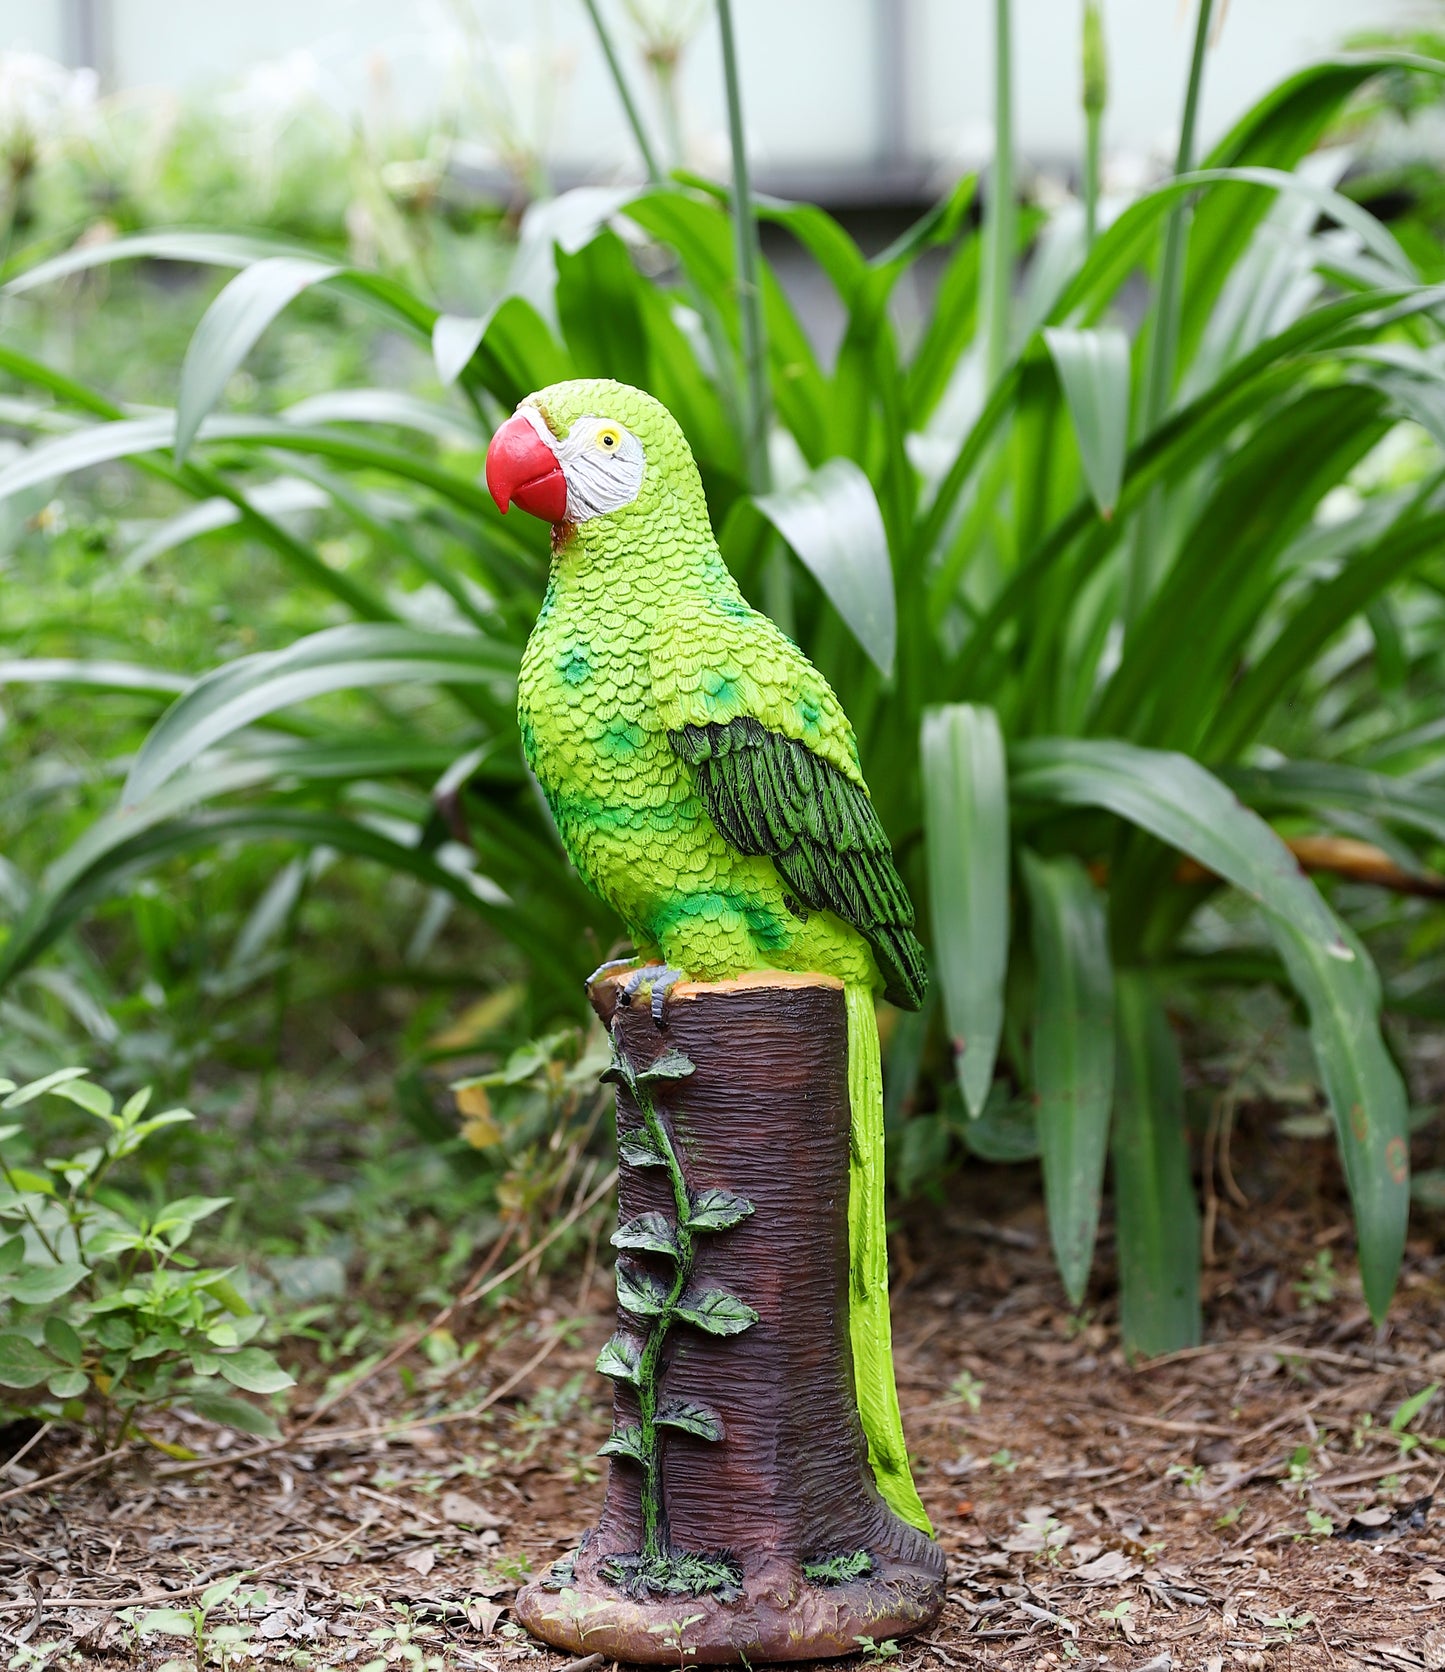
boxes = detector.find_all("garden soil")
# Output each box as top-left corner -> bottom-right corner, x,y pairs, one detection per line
3,1138 -> 1445,1671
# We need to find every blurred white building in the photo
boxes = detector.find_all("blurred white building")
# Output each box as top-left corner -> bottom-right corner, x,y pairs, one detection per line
0,0 -> 1428,200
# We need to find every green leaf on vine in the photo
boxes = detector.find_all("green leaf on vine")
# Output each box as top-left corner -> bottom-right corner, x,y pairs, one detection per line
636,1048 -> 695,1085
598,1423 -> 647,1464
617,1125 -> 666,1169
594,1332 -> 643,1385
614,1261 -> 668,1318
656,1397 -> 723,1442
674,1287 -> 759,1336
685,1188 -> 755,1233
612,1211 -> 681,1259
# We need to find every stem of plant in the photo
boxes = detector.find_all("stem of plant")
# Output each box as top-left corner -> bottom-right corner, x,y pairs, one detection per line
715,0 -> 790,634
630,1071 -> 695,1560
1125,0 -> 1216,629
982,0 -> 1016,389
579,0 -> 665,185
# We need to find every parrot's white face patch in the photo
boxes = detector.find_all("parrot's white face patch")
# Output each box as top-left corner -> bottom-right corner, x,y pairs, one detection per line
546,411 -> 647,523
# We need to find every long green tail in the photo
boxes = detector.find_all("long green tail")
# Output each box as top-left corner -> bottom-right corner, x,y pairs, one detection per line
845,983 -> 932,1533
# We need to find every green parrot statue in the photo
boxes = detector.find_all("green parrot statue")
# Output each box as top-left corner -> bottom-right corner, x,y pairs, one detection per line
486,378 -> 930,1535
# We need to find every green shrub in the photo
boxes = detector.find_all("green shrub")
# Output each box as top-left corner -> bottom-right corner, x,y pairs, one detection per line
0,1067 -> 292,1445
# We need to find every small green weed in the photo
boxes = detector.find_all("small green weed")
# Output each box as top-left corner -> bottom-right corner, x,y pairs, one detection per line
1294,1249 -> 1338,1310
802,1549 -> 873,1586
853,1637 -> 901,1663
123,1573 -> 267,1671
0,1068 -> 292,1446
948,1370 -> 983,1410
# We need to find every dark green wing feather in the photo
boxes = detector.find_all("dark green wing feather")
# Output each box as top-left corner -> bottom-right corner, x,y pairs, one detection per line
669,717 -> 927,1009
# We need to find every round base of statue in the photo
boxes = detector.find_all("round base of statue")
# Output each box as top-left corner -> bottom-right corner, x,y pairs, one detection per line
513,971 -> 946,1665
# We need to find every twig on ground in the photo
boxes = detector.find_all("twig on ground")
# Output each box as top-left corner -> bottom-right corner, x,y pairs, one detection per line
0,1521 -> 374,1614
0,1423 -> 53,1480
0,1443 -> 132,1507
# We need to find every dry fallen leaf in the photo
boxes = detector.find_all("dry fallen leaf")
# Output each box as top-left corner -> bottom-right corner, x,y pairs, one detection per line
1074,1549 -> 1142,1585
464,1598 -> 506,1635
440,1490 -> 507,1529
400,1547 -> 437,1576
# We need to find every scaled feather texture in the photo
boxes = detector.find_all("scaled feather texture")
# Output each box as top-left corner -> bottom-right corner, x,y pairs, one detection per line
514,378 -> 930,1533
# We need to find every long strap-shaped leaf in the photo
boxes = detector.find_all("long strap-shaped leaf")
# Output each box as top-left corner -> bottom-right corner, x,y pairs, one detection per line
1021,851 -> 1115,1307
921,704 -> 1010,1118
1012,736 -> 1408,1319
1111,971 -> 1201,1355
121,625 -> 517,808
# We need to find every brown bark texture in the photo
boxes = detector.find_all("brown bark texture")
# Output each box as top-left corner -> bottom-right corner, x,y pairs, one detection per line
514,972 -> 945,1664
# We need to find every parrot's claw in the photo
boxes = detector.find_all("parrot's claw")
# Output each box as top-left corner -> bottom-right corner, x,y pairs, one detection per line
585,956 -> 640,991
620,963 -> 686,1028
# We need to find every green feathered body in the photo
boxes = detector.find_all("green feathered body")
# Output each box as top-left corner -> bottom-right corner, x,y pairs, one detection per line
515,379 -> 929,1532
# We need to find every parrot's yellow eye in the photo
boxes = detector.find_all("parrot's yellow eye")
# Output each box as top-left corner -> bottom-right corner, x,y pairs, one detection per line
596,427 -> 621,452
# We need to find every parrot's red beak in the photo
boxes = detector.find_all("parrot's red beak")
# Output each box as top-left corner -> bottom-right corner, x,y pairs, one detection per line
485,411 -> 568,522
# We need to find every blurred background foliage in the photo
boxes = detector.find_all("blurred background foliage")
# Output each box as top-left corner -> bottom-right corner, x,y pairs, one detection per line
4,0 -> 1445,1419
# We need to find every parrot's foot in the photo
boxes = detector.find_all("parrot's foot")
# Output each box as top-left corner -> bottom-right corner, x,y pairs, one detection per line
585,956 -> 641,992
620,963 -> 685,1028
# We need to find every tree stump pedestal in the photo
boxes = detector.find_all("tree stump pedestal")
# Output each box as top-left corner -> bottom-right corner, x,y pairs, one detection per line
514,972 -> 945,1665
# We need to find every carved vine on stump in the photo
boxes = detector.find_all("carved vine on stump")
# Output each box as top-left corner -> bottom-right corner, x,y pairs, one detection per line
513,973 -> 945,1665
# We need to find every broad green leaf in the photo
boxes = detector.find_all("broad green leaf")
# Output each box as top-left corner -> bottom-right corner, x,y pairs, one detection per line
281,389 -> 481,443
635,1048 -> 696,1085
921,705 -> 1010,1117
1021,851 -> 1115,1307
656,1398 -> 723,1442
2,1068 -> 91,1107
617,1128 -> 665,1169
0,1332 -> 54,1387
1012,737 -> 1409,1320
1110,973 -> 1201,1356
598,1423 -> 647,1463
1042,326 -> 1130,516
611,1212 -> 680,1260
46,1369 -> 88,1400
134,1609 -> 198,1638
1391,1383 -> 1439,1433
43,1317 -> 83,1365
47,1078 -> 114,1119
614,1262 -> 667,1318
11,1262 -> 88,1305
0,1236 -> 23,1276
175,256 -> 342,462
755,459 -> 896,676
433,310 -> 493,385
674,1287 -> 759,1336
685,1188 -> 754,1233
594,1332 -> 642,1386
215,1347 -> 295,1394
184,1390 -> 281,1438
122,625 -> 516,807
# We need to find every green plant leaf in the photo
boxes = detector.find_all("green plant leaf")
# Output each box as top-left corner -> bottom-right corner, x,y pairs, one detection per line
47,1078 -> 114,1119
215,1347 -> 294,1394
46,1369 -> 88,1399
635,1047 -> 696,1085
184,1390 -> 282,1438
135,1609 -> 199,1638
0,1332 -> 55,1387
175,257 -> 342,463
611,1212 -> 680,1259
921,704 -> 1010,1117
1021,851 -> 1115,1306
598,1422 -> 647,1464
0,1236 -> 24,1276
1390,1383 -> 1439,1434
594,1332 -> 642,1385
674,1287 -> 759,1336
11,1262 -> 88,1305
1012,737 -> 1409,1319
1111,973 -> 1201,1356
43,1316 -> 84,1365
656,1397 -> 724,1442
617,1127 -> 666,1170
754,459 -> 896,676
1042,325 -> 1130,515
614,1262 -> 668,1318
2,1068 -> 91,1107
121,625 -> 516,807
685,1188 -> 754,1232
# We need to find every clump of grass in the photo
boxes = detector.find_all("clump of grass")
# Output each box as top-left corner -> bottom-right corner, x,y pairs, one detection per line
803,1549 -> 874,1586
599,1549 -> 743,1603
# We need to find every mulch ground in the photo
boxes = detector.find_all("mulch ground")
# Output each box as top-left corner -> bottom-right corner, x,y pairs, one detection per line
4,1140 -> 1445,1672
